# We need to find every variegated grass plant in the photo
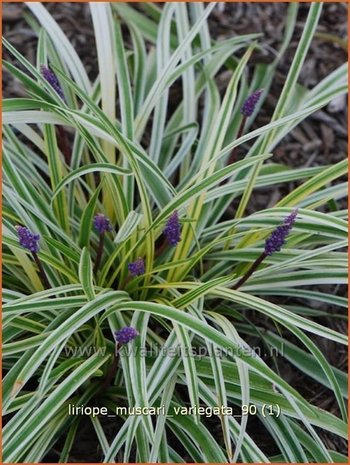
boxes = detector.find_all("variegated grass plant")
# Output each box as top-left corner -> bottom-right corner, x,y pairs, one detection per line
2,2 -> 348,463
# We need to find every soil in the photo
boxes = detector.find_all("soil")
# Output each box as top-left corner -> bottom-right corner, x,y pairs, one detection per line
2,2 -> 348,462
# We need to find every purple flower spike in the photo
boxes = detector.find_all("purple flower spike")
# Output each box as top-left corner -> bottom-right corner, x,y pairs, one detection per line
40,65 -> 65,100
128,258 -> 145,276
114,326 -> 139,344
16,226 -> 40,253
93,213 -> 112,234
241,89 -> 263,117
264,209 -> 298,256
163,210 -> 181,246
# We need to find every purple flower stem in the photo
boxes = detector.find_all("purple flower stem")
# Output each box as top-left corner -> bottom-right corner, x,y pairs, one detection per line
232,252 -> 267,290
155,238 -> 168,258
99,342 -> 121,393
122,264 -> 144,289
227,116 -> 247,165
93,232 -> 105,275
233,210 -> 297,290
32,251 -> 50,289
220,116 -> 246,187
121,275 -> 132,289
221,90 -> 263,187
56,126 -> 71,165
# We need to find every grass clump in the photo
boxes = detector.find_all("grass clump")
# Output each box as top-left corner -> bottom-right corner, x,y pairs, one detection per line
2,2 -> 348,463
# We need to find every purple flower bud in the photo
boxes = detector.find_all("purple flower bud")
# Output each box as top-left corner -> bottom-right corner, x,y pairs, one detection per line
241,89 -> 263,117
114,326 -> 139,344
264,209 -> 298,256
93,213 -> 112,234
128,258 -> 145,276
40,65 -> 65,100
163,210 -> 181,246
16,226 -> 40,253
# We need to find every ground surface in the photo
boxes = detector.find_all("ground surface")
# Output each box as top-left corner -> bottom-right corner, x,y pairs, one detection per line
3,2 -> 348,462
